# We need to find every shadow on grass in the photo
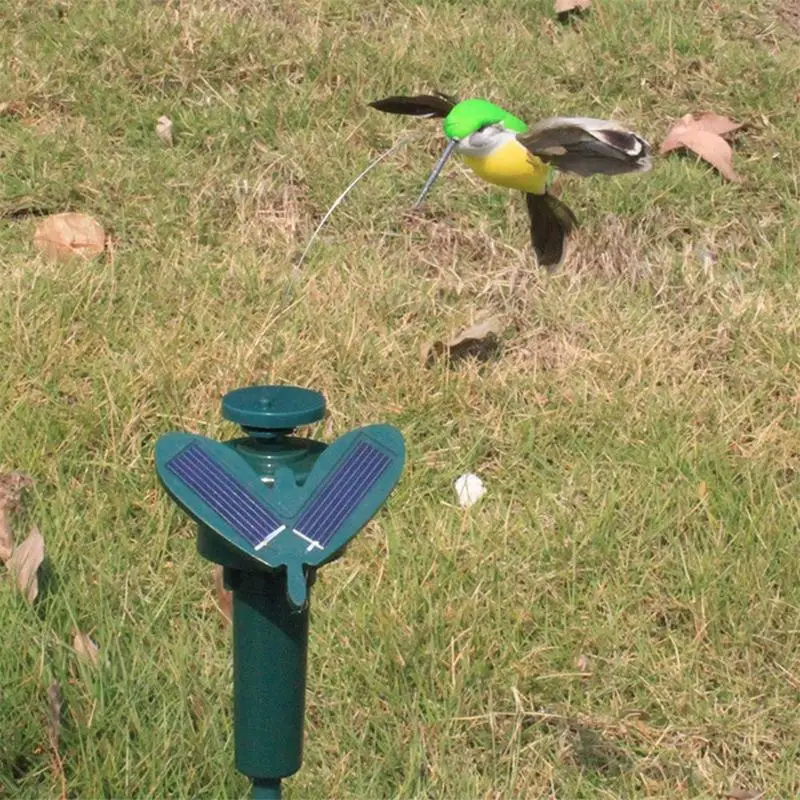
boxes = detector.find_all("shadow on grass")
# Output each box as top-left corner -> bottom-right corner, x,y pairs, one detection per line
425,336 -> 503,368
572,724 -> 634,777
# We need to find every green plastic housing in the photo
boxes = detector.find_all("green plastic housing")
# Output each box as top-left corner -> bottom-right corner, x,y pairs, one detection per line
226,568 -> 310,781
218,387 -> 326,785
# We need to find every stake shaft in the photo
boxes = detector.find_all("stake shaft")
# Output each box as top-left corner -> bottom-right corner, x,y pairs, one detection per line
252,777 -> 281,799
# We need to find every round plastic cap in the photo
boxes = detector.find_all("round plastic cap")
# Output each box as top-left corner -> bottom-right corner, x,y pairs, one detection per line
222,385 -> 326,431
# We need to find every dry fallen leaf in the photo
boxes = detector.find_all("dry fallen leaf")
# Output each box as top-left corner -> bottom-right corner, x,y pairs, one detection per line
660,112 -> 744,182
726,789 -> 764,800
0,471 -> 34,564
33,212 -> 106,262
671,130 -> 739,181
7,526 -> 45,604
0,513 -> 13,564
73,630 -> 100,666
555,0 -> 590,14
214,565 -> 232,624
156,115 -> 174,145
422,317 -> 504,366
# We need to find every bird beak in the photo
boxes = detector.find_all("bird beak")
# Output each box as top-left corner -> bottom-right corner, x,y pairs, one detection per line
414,138 -> 458,207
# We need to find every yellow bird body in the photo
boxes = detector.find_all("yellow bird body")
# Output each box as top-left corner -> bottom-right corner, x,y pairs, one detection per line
461,138 -> 551,195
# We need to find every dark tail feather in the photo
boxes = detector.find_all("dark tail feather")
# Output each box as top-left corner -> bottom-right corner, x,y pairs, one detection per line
368,93 -> 457,119
524,192 -> 579,268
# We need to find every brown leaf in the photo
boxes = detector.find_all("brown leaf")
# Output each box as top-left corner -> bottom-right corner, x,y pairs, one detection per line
691,112 -> 744,137
678,129 -> 740,182
660,112 -> 744,182
555,0 -> 590,14
33,212 -> 106,262
422,317 -> 504,366
7,527 -> 45,604
0,471 -> 34,564
0,471 -> 34,499
0,509 -> 12,565
73,630 -> 100,666
213,565 -> 232,624
660,113 -> 743,153
726,789 -> 764,800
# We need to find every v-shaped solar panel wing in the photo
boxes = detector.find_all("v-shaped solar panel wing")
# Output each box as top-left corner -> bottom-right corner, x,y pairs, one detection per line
155,424 -> 405,609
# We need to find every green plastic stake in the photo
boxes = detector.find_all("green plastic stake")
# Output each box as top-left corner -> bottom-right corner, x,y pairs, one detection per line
154,386 -> 405,798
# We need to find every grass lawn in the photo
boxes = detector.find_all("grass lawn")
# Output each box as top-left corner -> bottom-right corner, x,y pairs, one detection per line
1,0 -> 799,797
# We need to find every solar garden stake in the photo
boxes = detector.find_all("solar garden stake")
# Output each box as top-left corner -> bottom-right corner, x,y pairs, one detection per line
154,385 -> 405,799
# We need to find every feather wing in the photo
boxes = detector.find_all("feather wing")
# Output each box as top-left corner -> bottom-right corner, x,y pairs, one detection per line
519,117 -> 652,176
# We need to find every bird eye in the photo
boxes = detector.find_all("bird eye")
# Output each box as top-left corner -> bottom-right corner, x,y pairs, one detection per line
466,125 -> 495,149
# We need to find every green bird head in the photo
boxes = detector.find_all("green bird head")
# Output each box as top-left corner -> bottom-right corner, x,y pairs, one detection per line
367,93 -> 532,204
412,99 -> 528,205
442,98 -> 528,140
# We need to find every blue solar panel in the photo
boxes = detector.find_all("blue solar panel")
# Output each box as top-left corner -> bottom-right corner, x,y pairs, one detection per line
166,444 -> 284,549
292,441 -> 391,550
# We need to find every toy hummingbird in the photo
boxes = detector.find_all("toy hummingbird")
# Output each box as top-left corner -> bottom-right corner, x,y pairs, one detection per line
369,93 -> 652,268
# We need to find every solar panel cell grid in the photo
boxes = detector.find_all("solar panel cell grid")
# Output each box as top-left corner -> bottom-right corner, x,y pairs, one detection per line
166,438 -> 393,558
167,444 -> 282,547
294,441 -> 391,548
